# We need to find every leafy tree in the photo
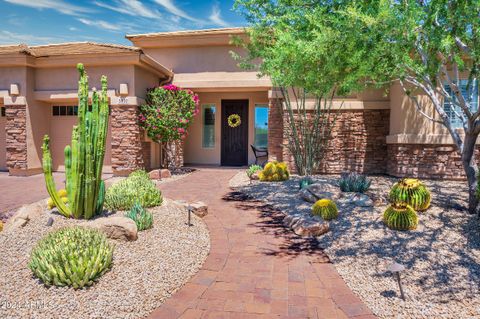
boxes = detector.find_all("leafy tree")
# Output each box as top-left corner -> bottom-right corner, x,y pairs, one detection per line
233,0 -> 392,176
235,0 -> 480,214
139,84 -> 199,169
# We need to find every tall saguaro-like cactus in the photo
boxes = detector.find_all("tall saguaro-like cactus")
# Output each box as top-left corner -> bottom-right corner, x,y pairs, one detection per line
42,63 -> 109,219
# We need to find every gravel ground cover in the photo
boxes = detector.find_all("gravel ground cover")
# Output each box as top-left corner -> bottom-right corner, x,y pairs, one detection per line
0,199 -> 210,319
233,172 -> 480,319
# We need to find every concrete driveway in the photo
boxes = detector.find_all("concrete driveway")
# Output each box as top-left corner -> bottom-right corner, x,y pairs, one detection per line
0,172 -> 113,220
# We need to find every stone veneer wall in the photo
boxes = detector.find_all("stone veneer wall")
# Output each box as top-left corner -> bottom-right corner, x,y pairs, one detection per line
387,144 -> 468,180
110,105 -> 145,176
267,98 -> 284,161
5,104 -> 27,170
282,109 -> 390,174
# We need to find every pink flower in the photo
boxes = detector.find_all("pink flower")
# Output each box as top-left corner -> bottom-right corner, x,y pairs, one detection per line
162,84 -> 179,91
177,128 -> 185,134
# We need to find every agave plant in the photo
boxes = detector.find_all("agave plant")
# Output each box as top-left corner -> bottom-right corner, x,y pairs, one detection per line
389,178 -> 431,211
299,176 -> 314,190
338,172 -> 371,193
312,199 -> 338,220
125,202 -> 154,231
383,204 -> 418,231
29,227 -> 114,288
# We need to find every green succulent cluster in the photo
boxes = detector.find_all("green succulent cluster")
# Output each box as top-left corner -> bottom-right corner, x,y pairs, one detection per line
105,170 -> 163,211
389,178 -> 431,211
29,227 -> 114,289
338,172 -> 371,193
312,199 -> 338,221
246,164 -> 263,178
259,161 -> 290,182
383,204 -> 418,231
125,202 -> 154,231
299,176 -> 314,190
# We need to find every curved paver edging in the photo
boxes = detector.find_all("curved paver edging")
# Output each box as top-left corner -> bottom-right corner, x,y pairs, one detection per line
149,168 -> 376,319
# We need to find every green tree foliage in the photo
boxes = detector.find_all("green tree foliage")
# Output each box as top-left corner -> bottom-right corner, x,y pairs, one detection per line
235,0 -> 480,214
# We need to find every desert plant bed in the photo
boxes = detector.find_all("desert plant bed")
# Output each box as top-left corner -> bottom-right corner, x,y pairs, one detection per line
230,172 -> 480,319
0,199 -> 209,319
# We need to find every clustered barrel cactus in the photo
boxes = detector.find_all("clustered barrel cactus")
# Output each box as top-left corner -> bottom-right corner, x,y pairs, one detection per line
42,64 -> 109,219
389,178 -> 431,211
259,161 -> 290,182
383,204 -> 418,231
312,199 -> 339,220
29,227 -> 114,289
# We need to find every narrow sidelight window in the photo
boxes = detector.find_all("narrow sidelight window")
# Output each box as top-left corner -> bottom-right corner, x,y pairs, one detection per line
444,79 -> 479,128
202,104 -> 216,148
1,107 -> 5,117
254,105 -> 268,148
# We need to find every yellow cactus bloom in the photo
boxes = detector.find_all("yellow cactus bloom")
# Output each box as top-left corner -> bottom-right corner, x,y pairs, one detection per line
57,189 -> 68,198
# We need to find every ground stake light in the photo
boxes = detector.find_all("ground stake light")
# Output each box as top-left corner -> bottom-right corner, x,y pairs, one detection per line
388,262 -> 406,300
186,205 -> 193,227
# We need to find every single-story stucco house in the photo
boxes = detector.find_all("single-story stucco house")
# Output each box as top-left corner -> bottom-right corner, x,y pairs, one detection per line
0,28 -> 474,179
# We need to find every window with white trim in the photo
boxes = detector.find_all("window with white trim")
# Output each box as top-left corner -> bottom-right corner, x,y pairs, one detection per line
443,79 -> 479,128
202,104 -> 215,148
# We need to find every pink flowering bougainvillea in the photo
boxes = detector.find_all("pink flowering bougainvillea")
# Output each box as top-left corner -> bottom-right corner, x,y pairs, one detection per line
139,84 -> 199,168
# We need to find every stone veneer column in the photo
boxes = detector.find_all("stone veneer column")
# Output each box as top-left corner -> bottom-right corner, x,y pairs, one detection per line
267,90 -> 284,162
5,103 -> 28,174
110,103 -> 146,176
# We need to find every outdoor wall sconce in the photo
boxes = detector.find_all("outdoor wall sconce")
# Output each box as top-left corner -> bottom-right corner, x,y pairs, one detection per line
388,261 -> 406,300
119,83 -> 128,96
10,83 -> 19,96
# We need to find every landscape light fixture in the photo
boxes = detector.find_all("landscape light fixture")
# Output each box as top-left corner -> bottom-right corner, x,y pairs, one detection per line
388,261 -> 406,300
186,205 -> 193,227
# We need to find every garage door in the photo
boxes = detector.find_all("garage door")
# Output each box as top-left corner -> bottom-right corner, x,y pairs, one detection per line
0,106 -> 6,171
50,105 -> 112,172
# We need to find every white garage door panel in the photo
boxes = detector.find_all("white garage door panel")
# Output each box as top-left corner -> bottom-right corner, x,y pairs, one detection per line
50,117 -> 112,171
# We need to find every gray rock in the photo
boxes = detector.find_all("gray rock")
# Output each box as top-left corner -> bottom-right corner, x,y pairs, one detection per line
81,216 -> 138,241
46,217 -> 54,227
338,192 -> 374,207
299,188 -> 318,203
300,183 -> 341,203
292,220 -> 330,237
4,201 -> 45,231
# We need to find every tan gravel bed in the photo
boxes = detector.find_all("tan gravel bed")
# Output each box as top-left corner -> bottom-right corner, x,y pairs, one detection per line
0,198 -> 210,319
233,172 -> 480,319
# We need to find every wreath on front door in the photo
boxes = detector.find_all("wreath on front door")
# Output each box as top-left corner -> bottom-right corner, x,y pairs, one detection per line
227,114 -> 242,128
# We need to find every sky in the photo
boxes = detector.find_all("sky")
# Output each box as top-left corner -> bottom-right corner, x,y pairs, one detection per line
0,0 -> 246,46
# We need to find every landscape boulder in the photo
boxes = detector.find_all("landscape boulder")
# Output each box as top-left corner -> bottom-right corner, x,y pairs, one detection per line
337,192 -> 374,207
81,216 -> 138,241
283,214 -> 329,237
148,169 -> 172,180
4,201 -> 45,231
174,200 -> 208,218
299,183 -> 341,203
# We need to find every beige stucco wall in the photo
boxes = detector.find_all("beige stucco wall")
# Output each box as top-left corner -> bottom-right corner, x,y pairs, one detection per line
0,66 -> 27,92
141,46 -> 247,73
134,65 -> 160,98
388,81 -> 456,144
35,65 -> 135,91
183,91 -> 269,165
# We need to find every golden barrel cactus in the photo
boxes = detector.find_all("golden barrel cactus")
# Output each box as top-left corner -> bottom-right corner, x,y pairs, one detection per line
389,178 -> 431,211
259,161 -> 290,182
312,199 -> 339,220
383,204 -> 418,231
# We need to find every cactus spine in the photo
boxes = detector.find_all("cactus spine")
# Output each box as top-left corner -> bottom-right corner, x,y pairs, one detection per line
42,63 -> 109,219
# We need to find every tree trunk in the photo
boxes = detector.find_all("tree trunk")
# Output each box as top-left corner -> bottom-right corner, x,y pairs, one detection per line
162,142 -> 177,171
461,133 -> 479,215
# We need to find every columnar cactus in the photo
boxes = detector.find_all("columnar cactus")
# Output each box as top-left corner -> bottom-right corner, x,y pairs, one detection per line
42,64 -> 109,219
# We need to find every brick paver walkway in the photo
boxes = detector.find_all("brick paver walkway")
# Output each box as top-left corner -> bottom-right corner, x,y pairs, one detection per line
151,168 -> 375,319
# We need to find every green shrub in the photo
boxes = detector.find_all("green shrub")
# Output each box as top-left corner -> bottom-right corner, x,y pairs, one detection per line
259,161 -> 290,182
125,202 -> 153,231
105,170 -> 163,211
246,164 -> 263,178
312,199 -> 339,220
338,172 -> 371,193
29,227 -> 114,289
383,204 -> 418,230
389,178 -> 431,211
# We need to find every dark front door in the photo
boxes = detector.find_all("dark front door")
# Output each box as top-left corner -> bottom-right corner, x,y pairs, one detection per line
221,99 -> 249,166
